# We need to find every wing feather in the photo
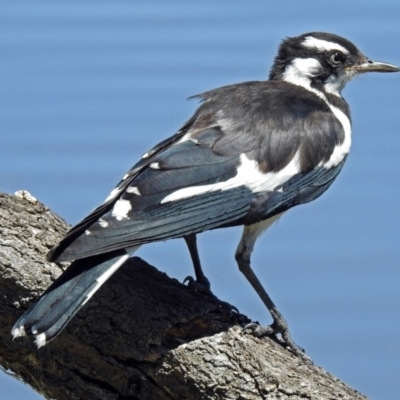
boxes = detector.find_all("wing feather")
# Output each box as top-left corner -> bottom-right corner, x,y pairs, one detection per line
49,80 -> 347,262
57,187 -> 253,260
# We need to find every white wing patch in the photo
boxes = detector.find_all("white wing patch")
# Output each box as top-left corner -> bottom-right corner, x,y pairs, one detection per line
301,36 -> 349,54
126,186 -> 141,195
104,187 -> 123,202
98,218 -> 109,228
150,162 -> 160,169
161,152 -> 301,203
111,199 -> 132,220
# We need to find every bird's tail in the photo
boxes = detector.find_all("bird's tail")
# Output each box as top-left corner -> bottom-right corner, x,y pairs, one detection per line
12,248 -> 136,347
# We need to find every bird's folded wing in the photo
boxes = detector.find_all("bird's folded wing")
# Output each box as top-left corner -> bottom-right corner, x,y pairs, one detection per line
50,82 -> 347,262
53,128 -> 256,261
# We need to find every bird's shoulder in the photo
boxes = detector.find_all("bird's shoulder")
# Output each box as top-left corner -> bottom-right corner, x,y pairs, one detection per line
193,80 -> 334,116
186,80 -> 346,173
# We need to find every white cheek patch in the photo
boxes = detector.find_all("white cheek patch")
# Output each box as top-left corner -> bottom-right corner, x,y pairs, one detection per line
111,199 -> 132,220
323,71 -> 354,97
161,152 -> 302,203
302,36 -> 349,54
323,74 -> 345,97
283,58 -> 322,87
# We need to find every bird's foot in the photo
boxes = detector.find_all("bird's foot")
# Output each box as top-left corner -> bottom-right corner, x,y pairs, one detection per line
183,275 -> 211,293
243,319 -> 311,362
183,276 -> 239,313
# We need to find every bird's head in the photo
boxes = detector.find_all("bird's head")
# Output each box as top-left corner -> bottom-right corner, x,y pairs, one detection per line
269,32 -> 399,96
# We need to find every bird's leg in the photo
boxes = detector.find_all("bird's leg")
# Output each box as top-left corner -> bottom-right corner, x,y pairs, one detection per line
235,251 -> 299,351
183,234 -> 239,313
183,233 -> 211,293
235,220 -> 306,358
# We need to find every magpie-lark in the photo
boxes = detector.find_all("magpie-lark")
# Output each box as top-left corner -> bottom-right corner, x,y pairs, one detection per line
12,32 -> 398,355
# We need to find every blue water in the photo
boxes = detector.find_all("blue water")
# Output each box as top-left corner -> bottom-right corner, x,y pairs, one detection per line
1,2 -> 399,399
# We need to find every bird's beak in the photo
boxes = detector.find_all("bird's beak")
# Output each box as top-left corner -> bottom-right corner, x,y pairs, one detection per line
353,59 -> 400,73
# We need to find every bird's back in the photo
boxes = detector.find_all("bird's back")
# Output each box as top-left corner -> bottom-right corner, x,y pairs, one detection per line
50,80 -> 348,262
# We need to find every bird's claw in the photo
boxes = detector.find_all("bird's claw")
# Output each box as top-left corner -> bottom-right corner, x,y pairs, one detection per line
183,276 -> 239,314
243,322 -> 274,337
215,299 -> 239,314
243,321 -> 310,361
183,275 -> 211,293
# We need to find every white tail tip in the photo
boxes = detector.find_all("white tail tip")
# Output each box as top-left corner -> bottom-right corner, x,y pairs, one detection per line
11,326 -> 26,339
34,333 -> 47,348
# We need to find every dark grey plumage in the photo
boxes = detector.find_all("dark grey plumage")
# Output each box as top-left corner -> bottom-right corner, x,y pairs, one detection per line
51,81 -> 347,261
12,32 -> 399,351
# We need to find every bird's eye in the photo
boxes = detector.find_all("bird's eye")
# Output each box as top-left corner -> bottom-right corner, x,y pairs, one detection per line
329,52 -> 344,65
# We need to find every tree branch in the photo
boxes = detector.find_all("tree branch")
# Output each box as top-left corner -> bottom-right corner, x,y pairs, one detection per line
0,191 -> 368,399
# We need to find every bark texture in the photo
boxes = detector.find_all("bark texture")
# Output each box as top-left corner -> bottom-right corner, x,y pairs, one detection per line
0,191 -> 368,400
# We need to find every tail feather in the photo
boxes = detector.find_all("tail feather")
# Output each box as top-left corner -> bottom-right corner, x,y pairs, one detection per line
31,279 -> 101,346
12,248 -> 136,347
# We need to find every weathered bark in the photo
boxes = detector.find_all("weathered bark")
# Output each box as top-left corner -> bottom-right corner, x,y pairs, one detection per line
0,191 -> 368,400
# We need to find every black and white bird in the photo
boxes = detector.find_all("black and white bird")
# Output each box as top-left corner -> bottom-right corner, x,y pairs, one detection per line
12,32 -> 398,353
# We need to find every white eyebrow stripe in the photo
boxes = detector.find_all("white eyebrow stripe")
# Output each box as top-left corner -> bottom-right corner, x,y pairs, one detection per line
302,36 -> 349,54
